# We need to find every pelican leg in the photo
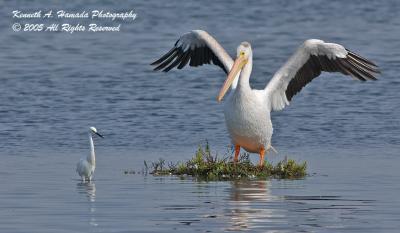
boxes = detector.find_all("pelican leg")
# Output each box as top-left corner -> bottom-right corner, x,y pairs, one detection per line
259,147 -> 266,167
234,145 -> 240,163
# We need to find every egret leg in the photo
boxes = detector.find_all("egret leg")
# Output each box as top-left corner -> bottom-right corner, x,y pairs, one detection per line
259,147 -> 266,167
234,145 -> 240,163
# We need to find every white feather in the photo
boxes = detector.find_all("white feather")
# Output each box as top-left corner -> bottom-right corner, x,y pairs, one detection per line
265,39 -> 349,111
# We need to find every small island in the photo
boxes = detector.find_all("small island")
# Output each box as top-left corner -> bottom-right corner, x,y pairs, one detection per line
128,143 -> 307,181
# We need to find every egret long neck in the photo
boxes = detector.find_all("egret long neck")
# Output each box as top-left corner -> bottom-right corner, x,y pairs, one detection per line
237,55 -> 252,91
87,133 -> 95,166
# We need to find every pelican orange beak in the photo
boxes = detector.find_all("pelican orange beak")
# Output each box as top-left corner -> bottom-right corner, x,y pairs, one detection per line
217,53 -> 247,102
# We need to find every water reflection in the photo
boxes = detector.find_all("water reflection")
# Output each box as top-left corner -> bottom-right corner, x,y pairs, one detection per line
226,180 -> 276,231
76,182 -> 98,227
225,180 -> 377,232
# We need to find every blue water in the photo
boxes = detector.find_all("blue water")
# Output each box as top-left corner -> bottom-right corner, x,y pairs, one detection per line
1,0 -> 400,232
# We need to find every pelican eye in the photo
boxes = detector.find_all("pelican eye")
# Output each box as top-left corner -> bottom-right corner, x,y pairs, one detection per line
240,51 -> 245,56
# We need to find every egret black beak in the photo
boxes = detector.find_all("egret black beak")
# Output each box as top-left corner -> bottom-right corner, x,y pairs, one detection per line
95,132 -> 104,138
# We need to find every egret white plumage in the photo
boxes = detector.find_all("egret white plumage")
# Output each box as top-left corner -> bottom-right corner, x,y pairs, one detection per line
76,127 -> 104,181
152,30 -> 380,166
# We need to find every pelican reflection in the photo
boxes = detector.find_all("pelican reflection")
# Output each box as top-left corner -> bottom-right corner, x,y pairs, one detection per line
227,180 -> 277,231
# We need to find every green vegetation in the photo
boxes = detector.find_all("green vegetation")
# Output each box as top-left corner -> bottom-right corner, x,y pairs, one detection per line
142,142 -> 307,181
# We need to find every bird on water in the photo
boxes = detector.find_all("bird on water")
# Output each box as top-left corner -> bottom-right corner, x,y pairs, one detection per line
152,30 -> 380,166
76,127 -> 104,181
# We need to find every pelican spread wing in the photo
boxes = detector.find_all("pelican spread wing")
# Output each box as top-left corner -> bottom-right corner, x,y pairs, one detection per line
265,39 -> 380,111
151,31 -> 380,165
151,30 -> 233,74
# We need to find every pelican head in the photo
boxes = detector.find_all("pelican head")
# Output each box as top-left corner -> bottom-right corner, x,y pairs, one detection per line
217,42 -> 252,102
89,127 -> 104,138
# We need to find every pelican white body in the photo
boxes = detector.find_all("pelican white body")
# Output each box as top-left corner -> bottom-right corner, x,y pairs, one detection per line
225,90 -> 273,153
224,52 -> 273,153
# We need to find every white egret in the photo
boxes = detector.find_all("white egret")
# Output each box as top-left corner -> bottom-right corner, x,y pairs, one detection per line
152,30 -> 380,166
76,127 -> 104,181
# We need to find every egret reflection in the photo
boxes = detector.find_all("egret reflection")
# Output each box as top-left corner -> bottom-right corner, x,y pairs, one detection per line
76,181 -> 98,227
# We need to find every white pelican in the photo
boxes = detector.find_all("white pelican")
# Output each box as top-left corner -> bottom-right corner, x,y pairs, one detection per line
76,127 -> 104,181
152,30 -> 380,166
